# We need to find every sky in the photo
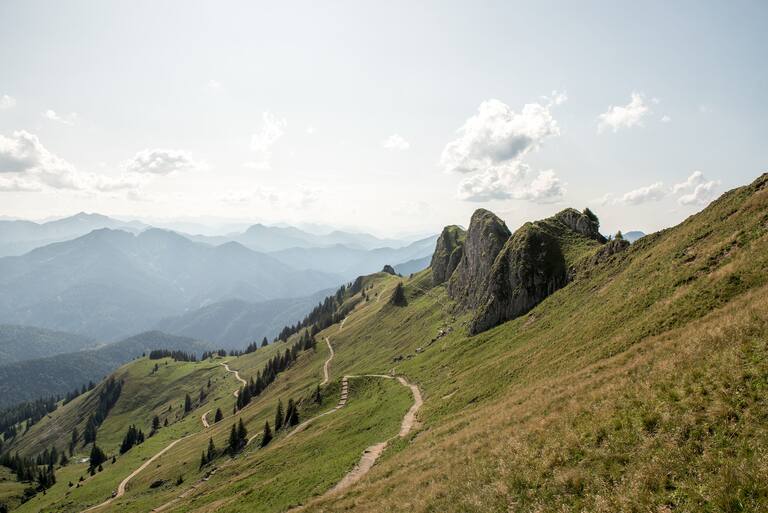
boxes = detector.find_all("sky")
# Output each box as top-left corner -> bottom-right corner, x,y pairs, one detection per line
1,0 -> 767,237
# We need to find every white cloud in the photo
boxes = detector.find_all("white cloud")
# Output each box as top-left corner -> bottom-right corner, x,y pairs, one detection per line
0,130 -> 80,189
0,95 -> 16,110
306,125 -> 315,135
382,134 -> 410,151
249,112 -> 286,169
674,171 -> 719,206
220,184 -> 321,209
597,92 -> 650,133
661,115 -> 671,123
43,109 -> 78,125
617,181 -> 667,205
123,149 -> 198,175
457,162 -> 564,203
442,97 -> 564,203
207,79 -> 222,90
0,175 -> 43,192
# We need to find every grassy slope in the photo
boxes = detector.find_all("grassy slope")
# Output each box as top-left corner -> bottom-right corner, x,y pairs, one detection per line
6,176 -> 768,512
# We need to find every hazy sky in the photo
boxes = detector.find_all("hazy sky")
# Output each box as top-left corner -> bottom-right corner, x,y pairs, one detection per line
1,1 -> 766,236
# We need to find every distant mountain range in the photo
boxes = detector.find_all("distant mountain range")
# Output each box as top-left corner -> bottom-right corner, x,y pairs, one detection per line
0,212 -> 147,256
0,228 -> 341,340
155,288 -> 333,348
0,331 -> 211,407
623,230 -> 646,242
0,325 -> 95,366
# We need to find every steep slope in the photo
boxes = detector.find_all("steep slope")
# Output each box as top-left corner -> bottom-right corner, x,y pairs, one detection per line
4,174 -> 768,513
0,229 -> 341,340
0,325 -> 94,365
0,331 -> 210,406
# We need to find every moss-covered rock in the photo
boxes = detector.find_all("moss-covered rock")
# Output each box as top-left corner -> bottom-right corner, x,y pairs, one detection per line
447,209 -> 511,308
431,225 -> 466,285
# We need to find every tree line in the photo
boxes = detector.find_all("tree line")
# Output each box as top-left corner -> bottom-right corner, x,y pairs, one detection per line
149,349 -> 198,362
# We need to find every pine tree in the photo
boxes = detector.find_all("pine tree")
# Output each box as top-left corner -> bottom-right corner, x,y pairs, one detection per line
261,336 -> 268,347
260,421 -> 272,447
274,400 -> 284,431
227,424 -> 240,454
389,282 -> 407,306
59,452 -> 68,466
184,394 -> 192,413
88,444 -> 107,472
237,419 -> 247,445
83,415 -> 97,444
314,384 -> 322,404
286,399 -> 299,427
69,427 -> 79,452
152,415 -> 160,432
214,408 -> 223,423
206,437 -> 216,461
615,230 -> 624,240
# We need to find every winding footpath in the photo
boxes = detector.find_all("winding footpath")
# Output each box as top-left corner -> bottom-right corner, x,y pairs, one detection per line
81,360 -> 247,513
201,410 -> 211,429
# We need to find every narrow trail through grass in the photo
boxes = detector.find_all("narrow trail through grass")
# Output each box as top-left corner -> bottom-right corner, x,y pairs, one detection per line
81,362 -> 246,512
201,410 -> 210,429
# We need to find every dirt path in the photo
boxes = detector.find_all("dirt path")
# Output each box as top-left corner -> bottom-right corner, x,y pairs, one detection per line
82,362 -> 244,512
321,337 -> 334,386
221,362 -> 247,397
326,374 -> 422,494
287,373 -> 423,511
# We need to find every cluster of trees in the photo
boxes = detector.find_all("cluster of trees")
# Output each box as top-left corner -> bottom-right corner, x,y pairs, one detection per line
199,437 -> 217,468
201,349 -> 228,360
83,376 -> 123,445
276,280 -> 363,342
88,444 -> 107,474
242,337 -> 269,355
148,349 -> 198,362
0,453 -> 56,492
227,419 -> 248,454
0,381 -> 97,441
259,397 -> 300,447
119,425 -> 145,454
235,331 -> 315,411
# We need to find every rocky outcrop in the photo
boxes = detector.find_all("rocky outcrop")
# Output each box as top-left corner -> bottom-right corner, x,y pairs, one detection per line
381,264 -> 397,275
554,208 -> 607,243
447,209 -> 511,308
435,207 -> 611,335
590,238 -> 630,265
469,223 -> 568,334
431,225 -> 466,285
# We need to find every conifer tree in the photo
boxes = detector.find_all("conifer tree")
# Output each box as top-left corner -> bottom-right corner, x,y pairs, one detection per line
389,282 -> 407,306
214,408 -> 223,423
152,415 -> 160,432
314,385 -> 322,404
199,450 -> 207,469
227,424 -> 239,454
237,419 -> 247,444
260,421 -> 272,447
207,437 -> 216,461
286,398 -> 299,427
184,393 -> 192,413
261,336 -> 268,347
274,400 -> 284,431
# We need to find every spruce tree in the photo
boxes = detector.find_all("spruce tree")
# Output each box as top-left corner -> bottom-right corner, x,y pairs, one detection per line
237,419 -> 247,445
227,424 -> 239,454
214,408 -> 223,423
261,336 -> 268,347
389,282 -> 407,306
206,438 -> 216,461
287,399 -> 299,427
184,394 -> 192,413
260,421 -> 272,447
152,415 -> 160,432
274,400 -> 284,431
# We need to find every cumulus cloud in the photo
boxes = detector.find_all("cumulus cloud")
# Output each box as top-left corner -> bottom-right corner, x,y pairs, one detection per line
674,171 -> 719,206
249,112 -> 286,169
602,171 -> 720,207
441,97 -> 565,203
597,92 -> 650,133
44,109 -> 78,125
0,130 -> 194,196
618,181 -> 667,204
123,149 -> 198,175
0,95 -> 16,110
0,130 -> 80,189
382,134 -> 410,151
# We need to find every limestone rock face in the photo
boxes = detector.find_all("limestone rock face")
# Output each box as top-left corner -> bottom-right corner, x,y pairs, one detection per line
554,208 -> 607,243
470,223 -> 569,334
447,209 -> 511,308
431,225 -> 466,285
